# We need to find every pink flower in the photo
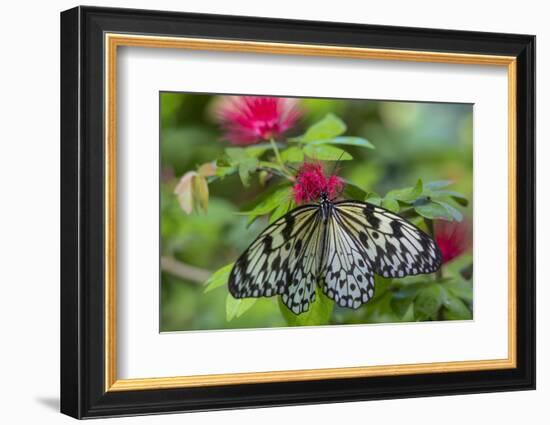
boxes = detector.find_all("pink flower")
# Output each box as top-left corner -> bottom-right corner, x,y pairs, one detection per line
292,163 -> 344,204
434,219 -> 472,264
214,96 -> 302,145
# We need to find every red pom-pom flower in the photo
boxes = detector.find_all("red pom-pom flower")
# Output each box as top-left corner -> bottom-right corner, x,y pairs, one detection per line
214,96 -> 302,145
292,163 -> 344,204
434,219 -> 472,264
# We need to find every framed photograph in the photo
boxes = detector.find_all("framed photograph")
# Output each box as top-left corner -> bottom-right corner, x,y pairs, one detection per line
60,6 -> 535,419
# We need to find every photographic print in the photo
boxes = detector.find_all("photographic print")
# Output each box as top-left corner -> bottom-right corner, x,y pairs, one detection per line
160,93 -> 473,332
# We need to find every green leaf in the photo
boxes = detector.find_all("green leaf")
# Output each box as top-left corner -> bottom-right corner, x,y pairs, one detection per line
226,294 -> 257,321
414,284 -> 447,321
430,190 -> 469,207
224,147 -> 259,187
280,146 -> 305,162
372,276 -> 393,299
442,295 -> 472,320
391,292 -> 417,318
244,143 -> 272,158
444,279 -> 473,303
215,166 -> 237,178
238,157 -> 258,187
364,191 -> 382,206
204,263 -> 234,293
279,286 -> 334,326
299,113 -> 347,142
449,194 -> 469,207
435,200 -> 463,221
303,144 -> 352,161
270,200 -> 295,223
239,182 -> 286,208
343,181 -> 368,200
425,180 -> 453,190
366,197 -> 382,206
238,186 -> 292,218
409,216 -> 424,227
257,161 -> 284,173
309,136 -> 374,149
225,147 -> 247,161
358,290 -> 398,323
382,197 -> 400,213
245,142 -> 286,158
414,201 -> 454,220
386,179 -> 423,203
423,181 -> 469,207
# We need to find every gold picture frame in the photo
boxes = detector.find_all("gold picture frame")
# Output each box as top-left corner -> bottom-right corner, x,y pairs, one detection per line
61,6 -> 535,419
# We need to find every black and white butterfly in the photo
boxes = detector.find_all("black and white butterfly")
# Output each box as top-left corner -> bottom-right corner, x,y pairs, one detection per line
228,191 -> 442,315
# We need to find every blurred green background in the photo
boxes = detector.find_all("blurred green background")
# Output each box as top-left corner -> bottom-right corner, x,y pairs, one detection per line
160,93 -> 473,332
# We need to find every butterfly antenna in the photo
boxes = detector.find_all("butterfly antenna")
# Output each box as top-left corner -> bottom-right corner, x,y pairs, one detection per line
330,151 -> 346,176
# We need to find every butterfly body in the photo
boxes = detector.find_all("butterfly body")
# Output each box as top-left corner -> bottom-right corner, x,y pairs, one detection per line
318,191 -> 332,222
229,196 -> 442,315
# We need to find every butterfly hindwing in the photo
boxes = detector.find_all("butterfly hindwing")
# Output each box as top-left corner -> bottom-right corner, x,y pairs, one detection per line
320,209 -> 375,309
228,205 -> 323,314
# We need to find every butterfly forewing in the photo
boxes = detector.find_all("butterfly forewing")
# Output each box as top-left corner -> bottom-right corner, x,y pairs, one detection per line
228,205 -> 323,314
333,201 -> 442,278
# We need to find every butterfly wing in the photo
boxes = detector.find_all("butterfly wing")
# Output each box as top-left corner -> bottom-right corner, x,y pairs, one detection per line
319,201 -> 442,309
319,207 -> 376,309
332,201 -> 442,279
230,200 -> 443,314
228,204 -> 324,314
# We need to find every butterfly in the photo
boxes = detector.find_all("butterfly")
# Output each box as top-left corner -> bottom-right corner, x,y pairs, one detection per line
228,190 -> 442,315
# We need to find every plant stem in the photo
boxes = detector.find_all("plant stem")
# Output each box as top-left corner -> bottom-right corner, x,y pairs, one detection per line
160,256 -> 211,284
425,218 -> 444,280
269,138 -> 287,173
256,166 -> 294,181
436,266 -> 443,281
425,218 -> 434,236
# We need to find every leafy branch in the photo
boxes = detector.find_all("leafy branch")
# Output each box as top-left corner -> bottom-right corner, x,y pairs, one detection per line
161,256 -> 212,285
